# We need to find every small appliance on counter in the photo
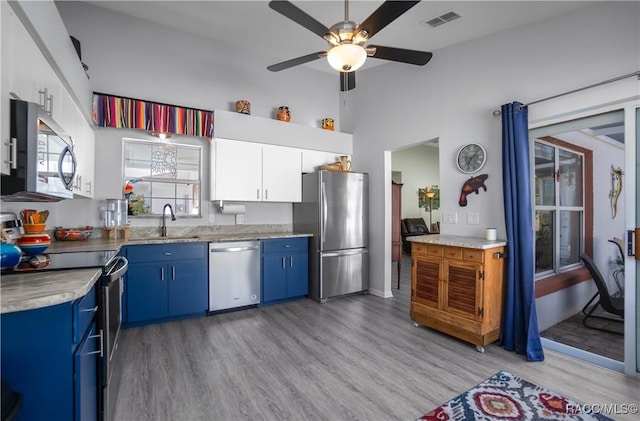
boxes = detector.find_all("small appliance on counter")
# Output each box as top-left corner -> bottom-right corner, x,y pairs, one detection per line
0,212 -> 23,242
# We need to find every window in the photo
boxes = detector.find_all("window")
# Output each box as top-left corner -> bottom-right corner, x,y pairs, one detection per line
529,110 -> 623,297
123,138 -> 201,216
534,140 -> 585,275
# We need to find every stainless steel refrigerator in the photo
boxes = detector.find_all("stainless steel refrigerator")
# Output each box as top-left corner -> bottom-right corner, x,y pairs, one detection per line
293,171 -> 369,302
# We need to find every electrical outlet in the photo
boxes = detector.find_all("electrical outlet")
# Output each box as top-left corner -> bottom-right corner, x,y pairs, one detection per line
443,212 -> 457,224
467,212 -> 480,225
235,214 -> 245,225
208,211 -> 215,224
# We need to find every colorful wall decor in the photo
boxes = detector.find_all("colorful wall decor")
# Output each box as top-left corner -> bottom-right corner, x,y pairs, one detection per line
92,92 -> 214,139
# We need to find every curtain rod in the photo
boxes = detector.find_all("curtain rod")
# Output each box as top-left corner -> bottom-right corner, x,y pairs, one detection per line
492,70 -> 640,116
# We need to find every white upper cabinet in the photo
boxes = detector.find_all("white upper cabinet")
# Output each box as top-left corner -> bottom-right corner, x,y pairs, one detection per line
211,139 -> 302,203
0,2 -> 12,175
262,144 -> 301,202
212,138 -> 263,202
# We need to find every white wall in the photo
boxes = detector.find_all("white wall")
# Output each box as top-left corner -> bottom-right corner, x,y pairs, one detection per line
391,144 -> 440,222
350,1 -> 640,298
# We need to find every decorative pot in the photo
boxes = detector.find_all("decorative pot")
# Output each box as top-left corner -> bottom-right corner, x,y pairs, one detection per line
16,232 -> 51,255
321,118 -> 334,131
0,243 -> 22,269
277,106 -> 290,122
235,100 -> 250,115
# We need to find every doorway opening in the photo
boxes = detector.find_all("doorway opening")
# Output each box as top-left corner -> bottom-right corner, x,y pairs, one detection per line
530,109 -> 626,369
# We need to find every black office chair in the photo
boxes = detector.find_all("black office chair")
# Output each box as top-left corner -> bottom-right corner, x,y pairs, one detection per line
579,253 -> 624,334
608,237 -> 625,294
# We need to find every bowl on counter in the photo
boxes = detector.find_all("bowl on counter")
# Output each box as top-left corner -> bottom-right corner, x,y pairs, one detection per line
54,226 -> 93,241
23,223 -> 47,233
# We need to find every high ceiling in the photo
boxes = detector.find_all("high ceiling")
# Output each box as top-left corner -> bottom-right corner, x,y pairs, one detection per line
81,1 -> 597,73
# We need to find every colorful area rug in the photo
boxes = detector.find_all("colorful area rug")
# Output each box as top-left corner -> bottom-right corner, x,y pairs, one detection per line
418,371 -> 615,420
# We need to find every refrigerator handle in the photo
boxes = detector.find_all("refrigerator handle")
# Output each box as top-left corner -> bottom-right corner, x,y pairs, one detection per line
321,181 -> 327,248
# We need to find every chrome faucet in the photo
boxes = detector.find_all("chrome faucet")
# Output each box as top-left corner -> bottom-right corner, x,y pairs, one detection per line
160,203 -> 176,237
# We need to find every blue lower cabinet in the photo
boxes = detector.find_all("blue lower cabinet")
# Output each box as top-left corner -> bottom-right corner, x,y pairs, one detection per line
74,323 -> 100,421
122,243 -> 207,327
0,286 -> 98,421
127,262 -> 169,323
261,238 -> 309,305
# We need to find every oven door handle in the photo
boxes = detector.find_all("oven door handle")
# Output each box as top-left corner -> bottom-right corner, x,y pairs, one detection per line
105,256 -> 128,281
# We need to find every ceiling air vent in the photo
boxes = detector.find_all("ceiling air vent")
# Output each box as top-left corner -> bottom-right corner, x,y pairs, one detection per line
424,11 -> 461,28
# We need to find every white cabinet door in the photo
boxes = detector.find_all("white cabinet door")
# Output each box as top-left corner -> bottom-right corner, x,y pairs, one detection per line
262,145 -> 301,202
6,11 -> 48,106
81,124 -> 95,198
0,2 -> 12,175
212,138 -> 262,201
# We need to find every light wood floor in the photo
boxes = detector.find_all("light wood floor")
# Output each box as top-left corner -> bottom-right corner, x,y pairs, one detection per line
113,256 -> 639,421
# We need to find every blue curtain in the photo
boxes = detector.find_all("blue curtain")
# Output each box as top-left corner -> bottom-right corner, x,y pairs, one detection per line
499,102 -> 544,361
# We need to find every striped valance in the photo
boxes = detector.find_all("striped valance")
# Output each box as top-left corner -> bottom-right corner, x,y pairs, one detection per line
92,92 -> 213,139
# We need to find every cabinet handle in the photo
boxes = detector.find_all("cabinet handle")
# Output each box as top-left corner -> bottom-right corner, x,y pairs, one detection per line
282,257 -> 285,268
47,94 -> 54,116
265,189 -> 268,200
257,189 -> 260,199
87,329 -> 104,358
85,181 -> 92,194
81,306 -> 98,313
5,138 -> 17,169
290,256 -> 293,267
172,266 -> 176,280
38,88 -> 48,111
161,267 -> 165,281
164,252 -> 172,256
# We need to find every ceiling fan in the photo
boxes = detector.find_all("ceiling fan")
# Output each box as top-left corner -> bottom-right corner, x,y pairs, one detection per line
267,0 -> 433,91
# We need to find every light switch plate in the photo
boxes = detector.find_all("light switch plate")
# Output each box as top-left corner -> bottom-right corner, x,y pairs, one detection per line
443,212 -> 457,224
467,212 -> 480,225
235,214 -> 245,224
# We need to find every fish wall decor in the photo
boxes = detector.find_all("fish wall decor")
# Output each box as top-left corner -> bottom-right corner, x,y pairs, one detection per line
609,165 -> 623,219
459,174 -> 488,207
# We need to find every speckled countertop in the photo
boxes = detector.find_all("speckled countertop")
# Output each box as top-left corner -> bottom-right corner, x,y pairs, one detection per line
1,231 -> 312,314
408,234 -> 507,249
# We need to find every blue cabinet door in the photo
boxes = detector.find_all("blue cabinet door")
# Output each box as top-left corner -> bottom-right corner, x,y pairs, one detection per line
74,323 -> 99,421
261,238 -> 309,304
286,252 -> 309,298
127,262 -> 168,322
168,259 -> 208,317
263,254 -> 287,302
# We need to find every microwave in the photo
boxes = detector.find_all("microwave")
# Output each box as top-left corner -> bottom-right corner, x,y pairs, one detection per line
1,99 -> 77,201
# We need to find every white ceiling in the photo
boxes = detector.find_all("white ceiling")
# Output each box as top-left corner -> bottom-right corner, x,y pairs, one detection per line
83,0 -> 596,73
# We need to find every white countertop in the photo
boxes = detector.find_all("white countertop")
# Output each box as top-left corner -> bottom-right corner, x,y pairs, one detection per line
1,232 -> 312,314
408,234 -> 507,249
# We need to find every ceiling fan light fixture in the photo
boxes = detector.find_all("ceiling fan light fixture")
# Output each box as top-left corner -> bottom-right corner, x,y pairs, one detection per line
327,43 -> 366,72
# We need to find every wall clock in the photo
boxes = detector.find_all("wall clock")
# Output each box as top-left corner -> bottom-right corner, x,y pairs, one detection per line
456,143 -> 487,174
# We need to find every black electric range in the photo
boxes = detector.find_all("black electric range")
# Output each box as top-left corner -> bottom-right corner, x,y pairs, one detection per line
9,250 -> 118,272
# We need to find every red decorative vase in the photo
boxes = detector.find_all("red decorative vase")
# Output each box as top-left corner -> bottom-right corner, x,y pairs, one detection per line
17,232 -> 51,255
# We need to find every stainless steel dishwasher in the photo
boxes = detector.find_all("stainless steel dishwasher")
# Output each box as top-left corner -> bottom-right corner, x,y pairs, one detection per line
209,241 -> 261,312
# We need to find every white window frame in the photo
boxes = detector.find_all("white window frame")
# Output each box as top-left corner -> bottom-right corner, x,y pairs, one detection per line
122,138 -> 202,217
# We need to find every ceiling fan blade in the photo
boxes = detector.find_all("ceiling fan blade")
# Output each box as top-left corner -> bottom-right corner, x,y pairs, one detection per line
340,72 -> 356,92
267,51 -> 327,72
356,0 -> 421,39
368,45 -> 433,66
268,0 -> 330,38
